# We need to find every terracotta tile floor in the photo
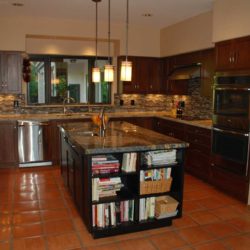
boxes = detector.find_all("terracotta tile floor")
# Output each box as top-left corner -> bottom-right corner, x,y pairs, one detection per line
0,166 -> 250,250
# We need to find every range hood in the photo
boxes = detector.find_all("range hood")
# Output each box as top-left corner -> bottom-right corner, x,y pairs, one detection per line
168,63 -> 202,80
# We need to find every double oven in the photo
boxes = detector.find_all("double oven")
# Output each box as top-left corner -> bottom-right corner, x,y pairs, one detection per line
212,72 -> 250,176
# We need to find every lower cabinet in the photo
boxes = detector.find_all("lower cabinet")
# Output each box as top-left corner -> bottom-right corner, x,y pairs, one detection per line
110,117 -> 154,130
185,125 -> 211,182
210,156 -> 248,202
153,118 -> 185,140
0,121 -> 18,167
60,131 -> 83,216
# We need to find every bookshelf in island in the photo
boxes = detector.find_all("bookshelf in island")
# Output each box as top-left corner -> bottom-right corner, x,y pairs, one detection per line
59,121 -> 189,238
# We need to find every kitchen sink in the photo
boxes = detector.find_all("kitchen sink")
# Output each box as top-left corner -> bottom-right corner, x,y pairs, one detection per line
75,131 -> 99,136
55,113 -> 93,117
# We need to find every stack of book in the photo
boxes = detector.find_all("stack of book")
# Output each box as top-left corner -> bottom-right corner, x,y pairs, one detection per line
140,168 -> 172,182
92,155 -> 120,175
121,152 -> 137,172
92,200 -> 134,228
139,197 -> 156,221
142,150 -> 177,166
92,177 -> 124,201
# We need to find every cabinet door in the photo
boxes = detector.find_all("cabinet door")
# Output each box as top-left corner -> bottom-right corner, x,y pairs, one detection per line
0,121 -> 18,166
200,49 -> 215,98
215,41 -> 233,70
0,52 -> 22,93
185,146 -> 211,181
60,133 -> 69,186
234,37 -> 250,70
210,162 -> 248,202
148,58 -> 163,94
68,146 -> 75,198
5,53 -> 22,93
154,118 -> 185,140
74,150 -> 82,215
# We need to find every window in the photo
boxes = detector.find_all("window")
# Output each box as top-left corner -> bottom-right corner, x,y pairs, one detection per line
27,55 -> 111,105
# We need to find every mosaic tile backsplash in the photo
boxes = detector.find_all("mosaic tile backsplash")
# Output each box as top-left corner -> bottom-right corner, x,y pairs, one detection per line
0,79 -> 212,118
114,79 -> 212,119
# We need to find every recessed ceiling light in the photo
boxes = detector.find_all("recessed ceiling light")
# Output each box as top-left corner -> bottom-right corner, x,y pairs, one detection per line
12,2 -> 24,7
142,13 -> 153,17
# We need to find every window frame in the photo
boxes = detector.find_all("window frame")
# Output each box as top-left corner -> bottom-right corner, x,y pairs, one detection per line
27,54 -> 112,105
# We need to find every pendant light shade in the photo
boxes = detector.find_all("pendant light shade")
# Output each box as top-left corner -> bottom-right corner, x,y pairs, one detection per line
120,0 -> 132,82
92,0 -> 101,83
120,60 -> 132,81
104,64 -> 114,82
104,0 -> 114,82
92,67 -> 101,82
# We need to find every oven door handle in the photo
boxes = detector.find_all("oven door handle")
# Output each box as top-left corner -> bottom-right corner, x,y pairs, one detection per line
215,87 -> 250,91
213,127 -> 249,137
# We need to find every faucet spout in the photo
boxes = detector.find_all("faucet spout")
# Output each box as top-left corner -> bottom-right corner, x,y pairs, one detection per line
99,107 -> 106,136
63,97 -> 75,114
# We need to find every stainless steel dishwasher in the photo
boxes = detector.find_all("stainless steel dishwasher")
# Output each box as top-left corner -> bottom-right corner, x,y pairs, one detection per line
18,120 -> 52,167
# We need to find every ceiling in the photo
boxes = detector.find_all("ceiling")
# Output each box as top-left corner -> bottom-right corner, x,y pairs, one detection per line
0,0 -> 213,29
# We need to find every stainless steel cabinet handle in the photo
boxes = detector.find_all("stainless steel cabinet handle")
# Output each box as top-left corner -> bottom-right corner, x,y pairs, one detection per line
213,127 -> 249,137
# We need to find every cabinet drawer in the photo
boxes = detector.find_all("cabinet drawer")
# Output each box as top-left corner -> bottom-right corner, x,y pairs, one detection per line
211,164 -> 248,202
185,149 -> 211,181
186,131 -> 211,147
186,125 -> 211,137
188,143 -> 210,154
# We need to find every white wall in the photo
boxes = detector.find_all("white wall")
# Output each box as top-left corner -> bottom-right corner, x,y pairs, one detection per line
0,16 -> 160,57
160,11 -> 214,57
213,0 -> 250,42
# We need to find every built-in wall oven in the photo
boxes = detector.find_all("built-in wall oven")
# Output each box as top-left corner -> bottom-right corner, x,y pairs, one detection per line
212,72 -> 250,176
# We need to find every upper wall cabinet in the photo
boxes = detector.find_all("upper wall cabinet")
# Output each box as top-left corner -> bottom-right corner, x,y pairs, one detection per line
163,49 -> 215,97
215,36 -> 250,71
0,51 -> 22,94
118,56 -> 163,94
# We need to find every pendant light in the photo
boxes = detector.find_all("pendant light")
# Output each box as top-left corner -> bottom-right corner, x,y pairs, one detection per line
92,0 -> 101,83
120,0 -> 132,82
104,0 -> 114,82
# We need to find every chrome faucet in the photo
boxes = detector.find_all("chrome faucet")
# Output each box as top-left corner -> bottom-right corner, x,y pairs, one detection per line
63,97 -> 75,114
99,107 -> 106,137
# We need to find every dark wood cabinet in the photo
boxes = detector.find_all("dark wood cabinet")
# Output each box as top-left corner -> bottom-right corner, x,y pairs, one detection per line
60,133 -> 68,186
185,125 -> 211,182
48,118 -> 91,165
118,56 -> 163,94
163,49 -> 215,96
153,118 -> 185,140
215,36 -> 250,71
110,117 -> 153,130
0,52 -> 22,93
0,121 -> 18,167
153,118 -> 212,182
60,130 -> 83,216
210,158 -> 248,202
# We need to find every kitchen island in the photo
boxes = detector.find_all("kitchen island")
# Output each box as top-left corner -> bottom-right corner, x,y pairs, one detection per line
59,121 -> 188,238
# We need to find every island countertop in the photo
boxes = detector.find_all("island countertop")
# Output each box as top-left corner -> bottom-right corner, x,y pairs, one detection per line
60,121 -> 189,155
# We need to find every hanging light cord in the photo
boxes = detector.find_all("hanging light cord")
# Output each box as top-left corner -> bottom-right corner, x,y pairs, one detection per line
108,0 -> 111,64
125,0 -> 129,62
95,0 -> 98,66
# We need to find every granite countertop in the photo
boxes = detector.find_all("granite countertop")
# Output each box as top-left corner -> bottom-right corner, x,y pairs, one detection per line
0,111 -> 212,129
61,121 -> 189,155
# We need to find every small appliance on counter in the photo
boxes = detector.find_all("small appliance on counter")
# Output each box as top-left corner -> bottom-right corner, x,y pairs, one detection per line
176,101 -> 185,118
